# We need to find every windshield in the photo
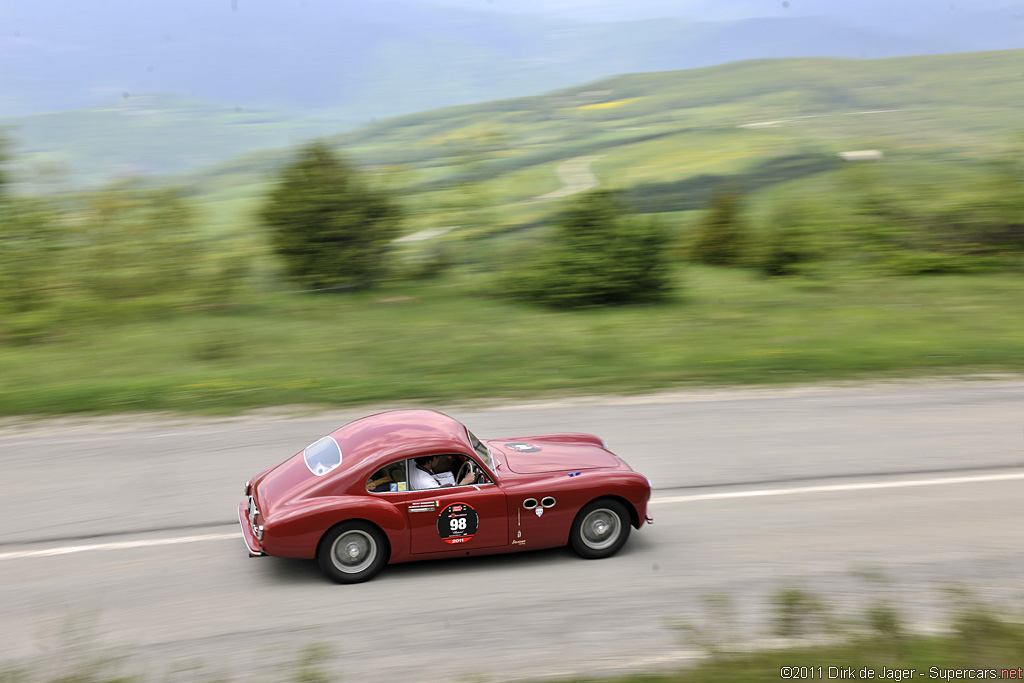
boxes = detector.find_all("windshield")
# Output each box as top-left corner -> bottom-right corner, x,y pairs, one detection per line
465,428 -> 493,469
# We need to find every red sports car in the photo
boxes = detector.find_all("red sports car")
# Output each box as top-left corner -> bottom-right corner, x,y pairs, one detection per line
238,409 -> 652,583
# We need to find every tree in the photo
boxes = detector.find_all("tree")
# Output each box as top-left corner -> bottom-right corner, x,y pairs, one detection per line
505,190 -> 673,308
261,142 -> 401,291
0,133 -> 10,199
689,190 -> 748,266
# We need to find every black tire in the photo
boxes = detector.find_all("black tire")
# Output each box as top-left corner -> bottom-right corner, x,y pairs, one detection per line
569,498 -> 631,559
317,521 -> 388,584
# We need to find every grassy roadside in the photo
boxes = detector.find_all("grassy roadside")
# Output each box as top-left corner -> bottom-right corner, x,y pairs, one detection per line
566,632 -> 1024,683
1,266 -> 1022,416
4,589 -> 1020,682
561,589 -> 1024,683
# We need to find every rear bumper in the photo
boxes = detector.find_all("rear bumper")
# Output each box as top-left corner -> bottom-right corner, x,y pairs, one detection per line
237,501 -> 264,557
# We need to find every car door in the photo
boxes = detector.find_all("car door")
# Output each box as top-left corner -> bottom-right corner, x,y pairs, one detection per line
405,456 -> 508,554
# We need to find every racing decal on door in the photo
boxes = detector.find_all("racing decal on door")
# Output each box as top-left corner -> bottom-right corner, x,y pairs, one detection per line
437,502 -> 479,544
504,442 -> 541,453
409,500 -> 438,513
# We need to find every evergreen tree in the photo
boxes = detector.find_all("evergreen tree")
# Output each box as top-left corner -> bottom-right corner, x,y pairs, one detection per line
261,142 -> 401,291
689,190 -> 748,266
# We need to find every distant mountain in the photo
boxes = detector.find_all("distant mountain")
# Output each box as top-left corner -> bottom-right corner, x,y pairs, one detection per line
3,0 -> 1022,188
1,0 -> 1009,121
1,94 -> 342,188
422,0 -> 1024,32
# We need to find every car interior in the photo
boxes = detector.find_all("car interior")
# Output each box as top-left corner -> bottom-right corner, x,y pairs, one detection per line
366,455 -> 488,492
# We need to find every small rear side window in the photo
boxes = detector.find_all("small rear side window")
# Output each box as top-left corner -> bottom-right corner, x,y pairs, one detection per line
367,460 -> 409,493
304,436 -> 342,476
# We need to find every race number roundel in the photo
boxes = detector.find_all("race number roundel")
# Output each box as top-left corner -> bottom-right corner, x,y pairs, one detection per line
437,502 -> 479,544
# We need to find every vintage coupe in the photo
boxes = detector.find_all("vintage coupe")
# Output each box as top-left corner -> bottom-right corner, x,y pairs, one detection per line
238,409 -> 652,583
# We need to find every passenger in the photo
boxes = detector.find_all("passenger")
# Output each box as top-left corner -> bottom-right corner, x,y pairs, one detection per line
410,455 -> 476,489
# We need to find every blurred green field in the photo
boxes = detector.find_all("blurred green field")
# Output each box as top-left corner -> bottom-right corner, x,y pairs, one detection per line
2,267 -> 1022,416
3,51 -> 1024,416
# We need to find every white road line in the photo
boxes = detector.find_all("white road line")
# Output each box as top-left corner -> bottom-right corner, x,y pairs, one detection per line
651,471 -> 1024,505
0,532 -> 239,562
2,471 -> 1021,562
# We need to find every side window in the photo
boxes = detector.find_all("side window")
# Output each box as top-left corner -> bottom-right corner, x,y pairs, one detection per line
407,454 -> 491,490
366,460 -> 408,493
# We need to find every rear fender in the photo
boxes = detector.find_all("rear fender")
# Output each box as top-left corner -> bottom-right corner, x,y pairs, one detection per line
262,496 -> 409,560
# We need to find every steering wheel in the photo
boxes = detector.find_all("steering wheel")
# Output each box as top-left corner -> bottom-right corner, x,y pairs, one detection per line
457,460 -> 480,485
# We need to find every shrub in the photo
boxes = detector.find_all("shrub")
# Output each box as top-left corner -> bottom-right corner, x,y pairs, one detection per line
261,142 -> 401,291
757,198 -> 830,276
689,190 -> 749,266
0,197 -> 66,343
0,182 -> 252,344
503,190 -> 673,308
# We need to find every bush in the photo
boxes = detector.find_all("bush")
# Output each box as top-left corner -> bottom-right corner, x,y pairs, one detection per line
751,159 -> 1024,278
757,198 -> 830,277
0,182 -> 252,344
261,142 -> 401,291
502,190 -> 673,308
66,183 -> 251,313
0,197 -> 66,343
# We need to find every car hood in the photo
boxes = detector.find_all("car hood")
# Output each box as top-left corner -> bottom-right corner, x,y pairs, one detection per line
491,436 -> 620,475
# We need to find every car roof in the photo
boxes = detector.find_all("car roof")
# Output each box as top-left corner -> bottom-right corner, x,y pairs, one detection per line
328,409 -> 472,467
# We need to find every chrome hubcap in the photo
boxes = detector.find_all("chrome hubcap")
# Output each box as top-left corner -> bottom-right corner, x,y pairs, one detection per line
331,530 -> 376,573
581,508 -> 620,550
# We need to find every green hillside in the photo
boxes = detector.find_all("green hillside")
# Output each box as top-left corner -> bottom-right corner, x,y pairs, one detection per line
182,50 -> 1024,244
2,94 -> 341,189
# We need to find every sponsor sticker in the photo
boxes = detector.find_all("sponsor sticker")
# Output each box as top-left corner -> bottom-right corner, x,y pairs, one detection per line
504,442 -> 541,453
437,502 -> 479,544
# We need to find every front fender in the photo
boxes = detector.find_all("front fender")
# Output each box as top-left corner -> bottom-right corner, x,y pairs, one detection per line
262,495 -> 409,560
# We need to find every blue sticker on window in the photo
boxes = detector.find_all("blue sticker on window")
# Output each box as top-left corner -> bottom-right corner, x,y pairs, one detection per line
304,436 -> 342,476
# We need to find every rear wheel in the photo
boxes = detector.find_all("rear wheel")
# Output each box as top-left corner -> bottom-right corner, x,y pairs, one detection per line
569,498 -> 631,559
317,521 -> 388,584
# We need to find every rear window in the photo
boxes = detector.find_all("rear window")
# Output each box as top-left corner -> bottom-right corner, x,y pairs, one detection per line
304,436 -> 342,476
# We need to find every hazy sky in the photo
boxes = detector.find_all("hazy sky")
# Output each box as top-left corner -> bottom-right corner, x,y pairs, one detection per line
399,0 -> 1015,24
1,0 -> 1020,117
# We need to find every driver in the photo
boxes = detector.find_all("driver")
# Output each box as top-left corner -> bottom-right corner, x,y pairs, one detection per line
411,455 -> 476,490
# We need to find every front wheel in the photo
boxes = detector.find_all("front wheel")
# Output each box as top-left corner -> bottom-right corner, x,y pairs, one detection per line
569,499 -> 630,559
317,521 -> 388,584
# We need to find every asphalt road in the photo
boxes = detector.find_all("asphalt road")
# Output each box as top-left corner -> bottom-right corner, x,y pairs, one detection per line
1,380 -> 1022,681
